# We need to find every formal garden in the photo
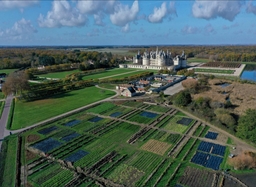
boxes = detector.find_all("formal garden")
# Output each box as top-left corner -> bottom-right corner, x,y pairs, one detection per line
1,100 -> 235,187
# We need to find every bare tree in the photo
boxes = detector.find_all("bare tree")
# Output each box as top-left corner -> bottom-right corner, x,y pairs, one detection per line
2,71 -> 29,96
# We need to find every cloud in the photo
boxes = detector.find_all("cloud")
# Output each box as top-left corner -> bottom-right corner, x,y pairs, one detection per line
148,2 -> 176,23
192,0 -> 242,21
38,0 -> 87,28
77,0 -> 116,14
204,24 -> 215,34
222,23 -> 239,30
121,23 -> 130,32
182,24 -> 216,35
182,25 -> 200,34
94,13 -> 105,26
110,0 -> 139,26
0,0 -> 38,10
247,1 -> 256,15
77,0 -> 116,26
0,18 -> 37,40
86,28 -> 100,37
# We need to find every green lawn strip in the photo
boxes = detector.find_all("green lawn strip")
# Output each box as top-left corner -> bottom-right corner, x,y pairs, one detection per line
175,111 -> 187,116
40,169 -> 74,187
101,106 -> 132,117
155,115 -> 173,128
38,69 -> 80,79
0,69 -> 18,74
163,116 -> 189,133
143,159 -> 172,187
155,161 -> 180,187
98,83 -> 116,90
146,105 -> 169,113
108,164 -> 144,186
82,68 -> 137,80
128,113 -> 159,124
168,163 -> 185,187
175,138 -> 195,160
200,125 -> 210,137
139,129 -> 158,142
0,101 -> 5,117
86,102 -> 116,114
183,139 -> 201,161
187,58 -> 209,63
129,151 -> 163,175
227,137 -> 235,145
219,147 -> 231,170
0,92 -> 5,99
110,71 -> 151,79
195,68 -> 235,74
11,86 -> 115,130
193,124 -> 203,137
6,98 -> 14,130
0,135 -> 18,187
121,101 -> 144,108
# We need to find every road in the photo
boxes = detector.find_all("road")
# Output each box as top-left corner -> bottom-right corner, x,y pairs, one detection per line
0,95 -> 13,150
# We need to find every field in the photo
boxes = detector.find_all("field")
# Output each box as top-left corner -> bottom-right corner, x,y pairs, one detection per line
195,68 -> 235,74
0,136 -> 18,187
187,58 -> 209,63
38,69 -> 80,79
0,69 -> 18,74
2,100 -> 234,187
11,86 -> 115,129
141,139 -> 171,155
82,68 -> 141,80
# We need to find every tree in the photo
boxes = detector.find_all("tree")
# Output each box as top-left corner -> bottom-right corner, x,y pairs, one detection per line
173,90 -> 191,106
39,55 -> 55,66
236,109 -> 256,143
2,71 -> 29,96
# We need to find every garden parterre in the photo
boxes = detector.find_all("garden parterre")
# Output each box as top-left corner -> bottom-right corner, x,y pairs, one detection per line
15,101 -> 231,187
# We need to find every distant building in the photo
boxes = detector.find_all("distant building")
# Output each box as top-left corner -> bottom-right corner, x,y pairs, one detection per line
119,47 -> 187,70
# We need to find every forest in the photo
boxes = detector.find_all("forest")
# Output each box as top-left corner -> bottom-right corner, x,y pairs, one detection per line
1,45 -> 256,71
0,48 -> 120,70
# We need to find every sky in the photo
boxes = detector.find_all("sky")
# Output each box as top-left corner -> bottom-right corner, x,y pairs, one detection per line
0,0 -> 256,46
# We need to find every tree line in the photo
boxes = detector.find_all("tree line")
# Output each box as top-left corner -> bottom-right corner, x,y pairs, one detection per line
0,48 -> 121,69
2,70 -> 153,101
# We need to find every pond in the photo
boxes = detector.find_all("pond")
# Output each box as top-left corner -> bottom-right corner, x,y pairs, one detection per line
240,64 -> 256,82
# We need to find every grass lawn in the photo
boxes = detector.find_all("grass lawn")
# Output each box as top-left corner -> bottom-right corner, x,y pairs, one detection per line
0,92 -> 4,99
195,68 -> 235,74
0,135 -> 18,187
98,83 -> 116,90
82,68 -> 139,80
0,69 -> 18,74
38,69 -> 80,79
187,58 -> 209,63
110,70 -> 153,79
0,101 -> 5,117
11,86 -> 116,129
163,116 -> 191,133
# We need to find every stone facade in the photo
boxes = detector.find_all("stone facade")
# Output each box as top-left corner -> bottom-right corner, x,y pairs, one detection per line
120,47 -> 187,70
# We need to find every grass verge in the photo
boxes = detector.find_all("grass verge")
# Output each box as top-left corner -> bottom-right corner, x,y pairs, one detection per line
0,135 -> 18,187
6,98 -> 14,130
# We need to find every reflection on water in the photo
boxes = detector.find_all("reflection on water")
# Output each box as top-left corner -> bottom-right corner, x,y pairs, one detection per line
240,64 -> 256,82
